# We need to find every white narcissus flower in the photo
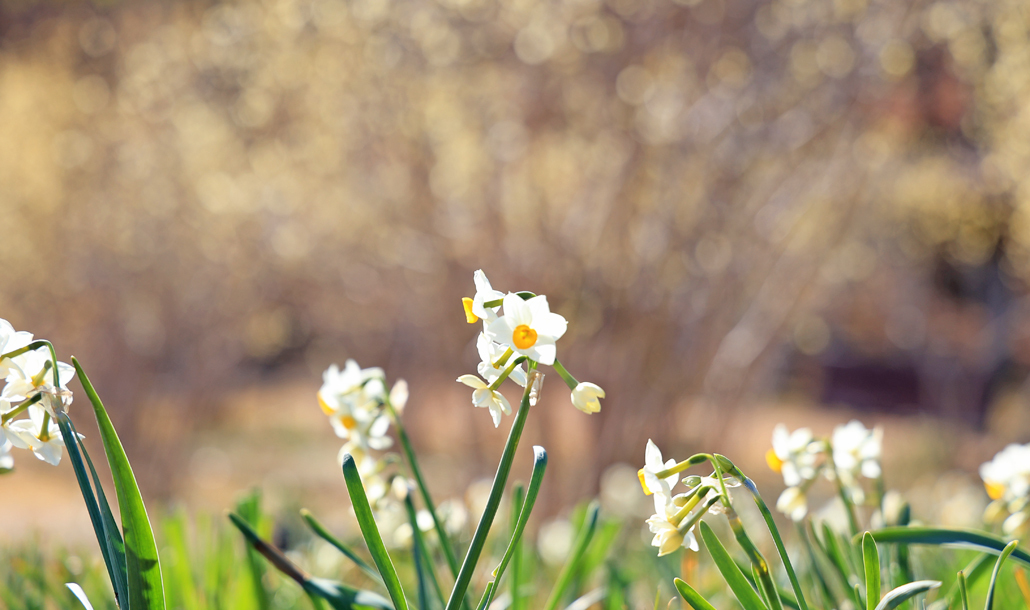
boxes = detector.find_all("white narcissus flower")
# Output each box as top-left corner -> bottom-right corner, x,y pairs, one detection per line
0,436 -> 13,473
0,319 -> 33,379
389,380 -> 409,413
486,293 -> 567,366
646,493 -> 699,556
980,443 -> 1030,503
2,350 -> 76,413
6,405 -> 77,466
476,333 -> 527,387
979,442 -> 1030,534
767,424 -> 822,486
462,270 -> 505,325
318,360 -> 385,416
638,439 -> 679,497
571,382 -> 604,414
456,374 -> 511,427
832,420 -> 883,479
776,486 -> 808,522
319,360 -> 392,449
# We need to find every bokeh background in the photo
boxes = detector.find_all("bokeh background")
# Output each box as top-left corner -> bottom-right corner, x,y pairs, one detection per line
2,0 -> 1030,541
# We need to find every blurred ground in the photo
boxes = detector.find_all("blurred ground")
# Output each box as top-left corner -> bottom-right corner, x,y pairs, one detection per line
3,0 -> 1030,538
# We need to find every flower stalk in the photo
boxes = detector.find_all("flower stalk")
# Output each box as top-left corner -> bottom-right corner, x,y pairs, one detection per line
444,370 -> 540,610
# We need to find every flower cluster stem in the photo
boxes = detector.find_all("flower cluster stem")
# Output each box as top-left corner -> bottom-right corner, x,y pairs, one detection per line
444,373 -> 538,610
383,398 -> 466,607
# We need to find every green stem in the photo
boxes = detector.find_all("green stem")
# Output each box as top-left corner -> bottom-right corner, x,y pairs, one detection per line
0,393 -> 43,425
827,449 -> 861,538
404,489 -> 437,610
383,397 -> 464,585
722,460 -> 810,610
551,358 -> 578,390
488,357 -> 528,391
444,373 -> 539,610
0,339 -> 60,388
708,455 -> 782,610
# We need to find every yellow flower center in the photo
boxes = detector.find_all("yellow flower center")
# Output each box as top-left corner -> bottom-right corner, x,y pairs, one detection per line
512,324 -> 538,350
985,480 -> 1006,500
765,449 -> 784,473
318,394 -> 335,416
341,415 -> 358,430
638,468 -> 653,496
462,298 -> 479,323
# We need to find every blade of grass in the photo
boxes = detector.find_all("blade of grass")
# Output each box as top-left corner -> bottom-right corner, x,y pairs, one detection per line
698,521 -> 767,610
736,475 -> 810,610
733,557 -> 800,610
235,492 -> 272,610
402,489 -> 445,610
563,587 -> 605,610
510,484 -> 525,610
863,533 -> 880,610
162,512 -> 201,610
228,512 -> 395,610
73,357 -> 165,610
799,522 -> 839,609
868,528 -> 1030,569
872,581 -> 941,610
984,540 -> 1018,610
477,447 -> 547,610
543,501 -> 600,610
674,578 -> 718,610
341,454 -> 410,610
958,571 -> 969,610
301,509 -> 383,586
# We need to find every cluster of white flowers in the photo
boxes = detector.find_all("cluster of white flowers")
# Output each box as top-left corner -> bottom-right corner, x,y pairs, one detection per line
317,359 -> 468,548
318,359 -> 407,506
458,270 -> 604,426
0,318 -> 77,469
638,440 -> 739,556
980,442 -> 1030,536
767,420 -> 883,521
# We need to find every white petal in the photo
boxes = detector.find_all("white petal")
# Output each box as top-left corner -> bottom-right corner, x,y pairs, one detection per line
502,293 -> 532,327
457,375 -> 487,389
533,312 -> 568,341
527,341 -> 556,366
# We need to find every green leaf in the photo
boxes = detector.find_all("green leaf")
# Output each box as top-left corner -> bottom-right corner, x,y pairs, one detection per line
698,521 -> 767,610
674,578 -> 718,610
958,571 -> 969,610
872,581 -> 941,610
732,557 -> 799,610
228,512 -> 394,610
305,579 -> 395,610
477,447 -> 548,610
867,528 -> 1030,569
863,533 -> 880,610
235,491 -> 272,610
161,511 -> 200,610
984,540 -> 1018,610
301,509 -> 383,586
543,501 -> 600,610
54,410 -> 129,609
341,453 -> 409,610
73,357 -> 165,610
402,489 -> 444,610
